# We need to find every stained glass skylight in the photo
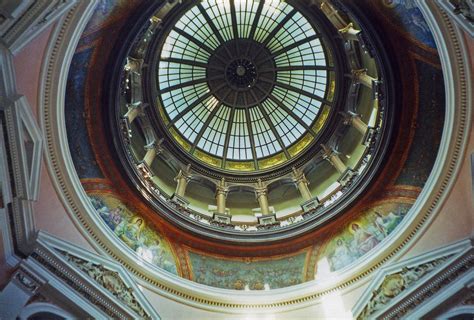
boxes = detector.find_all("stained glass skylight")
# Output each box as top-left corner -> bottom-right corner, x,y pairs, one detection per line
156,0 -> 334,171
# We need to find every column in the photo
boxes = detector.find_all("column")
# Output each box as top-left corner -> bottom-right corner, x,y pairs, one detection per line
341,111 -> 368,135
124,57 -> 143,73
351,69 -> 376,89
174,165 -> 191,198
215,178 -> 228,214
143,139 -> 163,167
123,102 -> 144,124
292,167 -> 312,202
321,144 -> 346,174
339,23 -> 361,41
319,1 -> 347,29
255,179 -> 270,215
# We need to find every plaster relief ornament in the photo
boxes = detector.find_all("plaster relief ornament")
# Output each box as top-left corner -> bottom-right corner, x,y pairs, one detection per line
62,252 -> 148,318
358,256 -> 449,319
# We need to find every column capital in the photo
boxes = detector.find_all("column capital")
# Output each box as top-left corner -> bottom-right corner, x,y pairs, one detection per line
215,178 -> 229,197
126,101 -> 147,111
292,167 -> 309,185
351,69 -> 377,88
338,22 -> 354,34
145,138 -> 164,154
351,68 -> 368,79
338,22 -> 361,41
175,164 -> 192,183
321,143 -> 339,160
124,57 -> 144,73
254,179 -> 267,198
339,111 -> 359,125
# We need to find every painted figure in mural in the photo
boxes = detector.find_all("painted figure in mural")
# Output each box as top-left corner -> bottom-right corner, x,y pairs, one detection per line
137,237 -> 176,273
350,223 -> 380,256
374,210 -> 404,237
330,238 -> 356,271
99,206 -> 124,230
114,217 -> 145,250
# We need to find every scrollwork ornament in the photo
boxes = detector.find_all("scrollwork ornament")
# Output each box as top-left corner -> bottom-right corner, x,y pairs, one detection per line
62,253 -> 148,318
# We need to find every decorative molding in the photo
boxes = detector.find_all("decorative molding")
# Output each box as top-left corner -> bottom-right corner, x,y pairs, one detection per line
436,0 -> 474,37
36,231 -> 160,319
0,44 -> 17,98
352,238 -> 472,318
39,0 -> 473,314
12,267 -> 43,295
60,253 -> 150,318
0,44 -> 44,203
380,250 -> 473,319
358,257 -> 449,319
406,270 -> 474,319
30,245 -> 138,319
471,152 -> 474,202
0,52 -> 43,253
11,197 -> 37,254
0,119 -> 12,207
3,96 -> 43,201
0,0 -> 77,54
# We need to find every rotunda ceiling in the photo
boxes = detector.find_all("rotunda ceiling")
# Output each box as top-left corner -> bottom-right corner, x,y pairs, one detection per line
58,0 -> 448,298
106,0 -> 398,243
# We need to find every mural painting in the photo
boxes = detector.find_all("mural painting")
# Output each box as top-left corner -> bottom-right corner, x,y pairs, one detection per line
318,202 -> 412,273
187,249 -> 310,290
63,0 -> 444,290
380,0 -> 437,49
88,194 -> 179,275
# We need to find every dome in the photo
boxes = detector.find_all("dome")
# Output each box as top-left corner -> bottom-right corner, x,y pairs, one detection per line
2,0 -> 472,317
155,0 -> 333,172
109,0 -> 393,243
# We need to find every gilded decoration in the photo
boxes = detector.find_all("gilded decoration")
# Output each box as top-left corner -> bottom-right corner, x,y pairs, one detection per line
193,149 -> 222,168
288,133 -> 313,157
312,105 -> 331,133
258,152 -> 288,170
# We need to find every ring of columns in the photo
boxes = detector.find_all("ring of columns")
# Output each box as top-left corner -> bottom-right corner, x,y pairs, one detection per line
108,0 -> 395,243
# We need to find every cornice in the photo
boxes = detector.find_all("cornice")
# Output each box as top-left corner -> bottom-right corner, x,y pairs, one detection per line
39,0 -> 472,313
0,0 -> 76,54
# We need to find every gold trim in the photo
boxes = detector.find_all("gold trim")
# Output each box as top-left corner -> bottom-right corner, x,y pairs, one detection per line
156,99 -> 169,126
225,160 -> 255,171
258,152 -> 287,169
169,127 -> 191,151
313,104 -> 331,133
326,72 -> 336,102
288,133 -> 313,157
193,149 -> 221,168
